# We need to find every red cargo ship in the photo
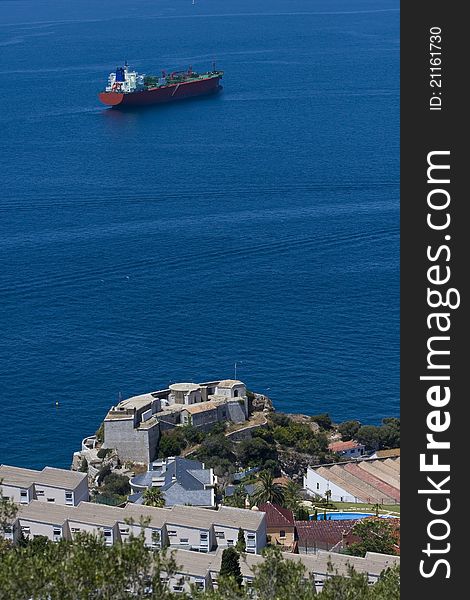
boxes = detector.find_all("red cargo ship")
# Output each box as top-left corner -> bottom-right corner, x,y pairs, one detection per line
98,62 -> 223,107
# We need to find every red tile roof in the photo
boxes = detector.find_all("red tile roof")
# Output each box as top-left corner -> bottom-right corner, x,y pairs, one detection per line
328,440 -> 363,452
258,502 -> 295,527
295,520 -> 359,550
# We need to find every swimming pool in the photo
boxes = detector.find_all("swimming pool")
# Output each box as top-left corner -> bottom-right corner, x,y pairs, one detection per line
312,512 -> 373,521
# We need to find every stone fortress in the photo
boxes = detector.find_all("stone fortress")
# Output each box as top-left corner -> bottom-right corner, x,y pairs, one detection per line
102,379 -> 249,463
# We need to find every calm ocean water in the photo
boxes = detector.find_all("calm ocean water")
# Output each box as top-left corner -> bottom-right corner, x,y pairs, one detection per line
0,0 -> 399,469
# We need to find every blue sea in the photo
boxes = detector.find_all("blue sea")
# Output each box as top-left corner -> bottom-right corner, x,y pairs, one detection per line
0,0 -> 399,469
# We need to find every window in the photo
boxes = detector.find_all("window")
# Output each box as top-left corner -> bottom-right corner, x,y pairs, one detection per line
180,538 -> 189,545
316,483 -> 320,490
120,527 -> 129,535
103,530 -> 112,537
65,492 -> 73,505
36,490 -> 45,497
21,526 -> 30,534
215,531 -> 225,539
53,528 -> 61,537
168,530 -> 177,537
247,533 -> 255,540
71,528 -> 80,533
20,490 -> 28,503
173,586 -> 183,592
195,581 -> 205,591
200,533 -> 208,540
279,530 -> 286,539
47,498 -> 55,503
227,540 -> 234,546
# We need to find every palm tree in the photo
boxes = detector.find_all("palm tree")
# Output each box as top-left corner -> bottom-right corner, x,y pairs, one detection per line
252,471 -> 285,506
142,486 -> 166,508
283,480 -> 302,512
372,502 -> 383,517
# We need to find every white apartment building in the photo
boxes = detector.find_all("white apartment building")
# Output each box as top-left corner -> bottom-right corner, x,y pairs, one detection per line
3,501 -> 267,555
0,464 -> 89,506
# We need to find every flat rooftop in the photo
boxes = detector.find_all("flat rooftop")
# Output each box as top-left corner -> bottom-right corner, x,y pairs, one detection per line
0,465 -> 87,490
217,379 -> 244,388
18,501 -> 72,525
169,383 -> 201,393
115,393 -> 158,411
171,547 -> 399,579
123,503 -> 171,529
167,505 -> 265,531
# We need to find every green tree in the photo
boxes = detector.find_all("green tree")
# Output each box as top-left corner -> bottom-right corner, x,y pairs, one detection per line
95,423 -> 104,444
319,564 -> 370,599
372,502 -> 382,517
263,459 -> 281,477
143,486 -> 166,508
237,437 -> 277,468
194,434 -> 237,477
379,418 -> 400,449
97,447 -> 113,459
252,546 -> 315,600
96,463 -> 112,486
269,413 -> 291,427
235,528 -> 246,553
337,420 -> 361,441
283,480 -> 302,513
369,565 -> 400,600
252,427 -> 275,445
158,430 -> 186,458
0,529 -> 184,599
181,425 -> 204,445
101,473 -> 131,496
219,547 -> 243,588
346,518 -> 398,557
0,484 -> 18,534
310,413 -> 332,430
356,425 -> 382,450
252,471 -> 285,506
223,485 -> 247,509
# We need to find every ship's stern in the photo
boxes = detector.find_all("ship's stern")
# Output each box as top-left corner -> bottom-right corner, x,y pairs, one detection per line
98,92 -> 125,107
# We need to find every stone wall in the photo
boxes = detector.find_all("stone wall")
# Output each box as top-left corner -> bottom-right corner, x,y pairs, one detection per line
103,419 -> 160,463
225,400 -> 247,424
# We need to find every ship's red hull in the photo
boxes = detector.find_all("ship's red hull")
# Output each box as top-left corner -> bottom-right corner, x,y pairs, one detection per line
99,75 -> 222,107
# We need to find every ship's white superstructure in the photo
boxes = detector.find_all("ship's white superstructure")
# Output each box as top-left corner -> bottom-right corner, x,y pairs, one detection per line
105,63 -> 145,93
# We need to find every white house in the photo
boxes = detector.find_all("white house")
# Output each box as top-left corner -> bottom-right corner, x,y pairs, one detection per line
327,440 -> 366,459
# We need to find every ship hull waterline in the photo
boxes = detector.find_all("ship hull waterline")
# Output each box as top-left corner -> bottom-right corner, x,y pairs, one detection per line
99,76 -> 222,108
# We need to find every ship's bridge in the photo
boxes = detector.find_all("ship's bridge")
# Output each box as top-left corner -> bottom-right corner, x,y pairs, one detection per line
105,64 -> 144,93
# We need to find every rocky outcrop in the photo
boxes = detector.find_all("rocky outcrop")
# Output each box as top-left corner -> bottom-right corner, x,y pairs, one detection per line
251,393 -> 274,413
284,413 -> 321,433
277,448 -> 318,485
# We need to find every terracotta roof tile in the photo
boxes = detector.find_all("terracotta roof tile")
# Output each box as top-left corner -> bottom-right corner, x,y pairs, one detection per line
328,440 -> 363,452
258,502 -> 294,527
